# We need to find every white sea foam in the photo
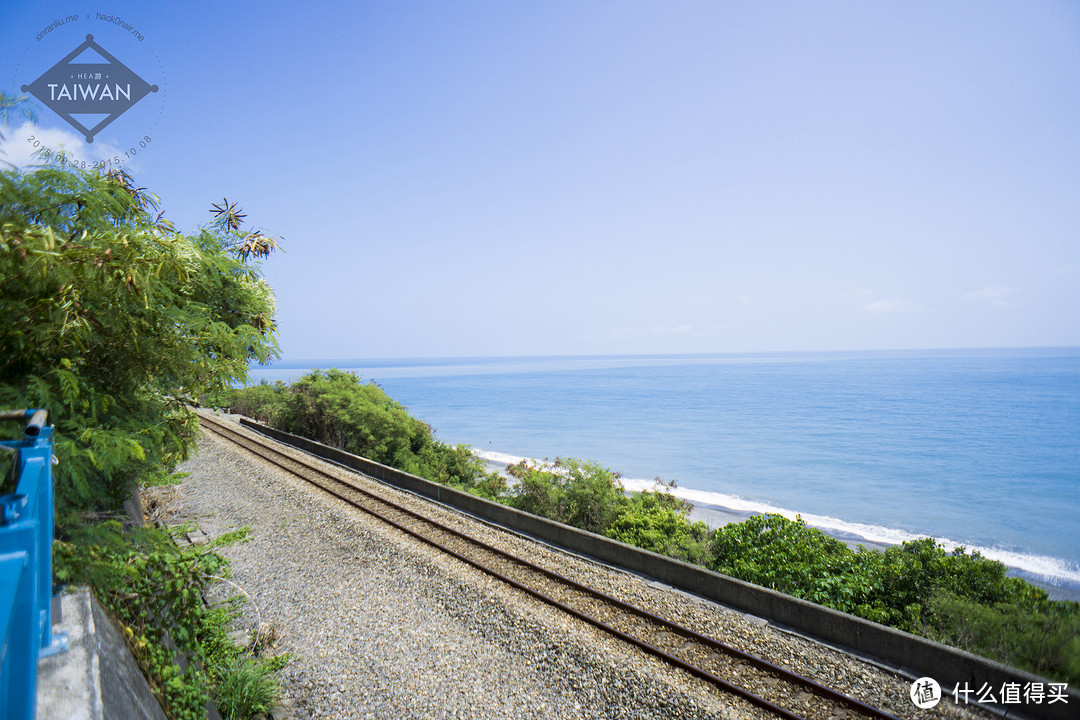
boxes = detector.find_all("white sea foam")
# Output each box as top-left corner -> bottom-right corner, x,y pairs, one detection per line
475,449 -> 532,467
475,450 -> 562,477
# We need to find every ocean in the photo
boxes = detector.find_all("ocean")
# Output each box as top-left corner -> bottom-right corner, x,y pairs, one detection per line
247,348 -> 1080,594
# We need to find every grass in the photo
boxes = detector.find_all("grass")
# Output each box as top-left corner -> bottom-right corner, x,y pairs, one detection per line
213,655 -> 279,720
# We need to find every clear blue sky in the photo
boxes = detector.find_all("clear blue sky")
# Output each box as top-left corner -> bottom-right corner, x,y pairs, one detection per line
5,1 -> 1079,359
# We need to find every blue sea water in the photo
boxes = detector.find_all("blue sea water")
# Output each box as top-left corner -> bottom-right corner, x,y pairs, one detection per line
248,348 -> 1080,592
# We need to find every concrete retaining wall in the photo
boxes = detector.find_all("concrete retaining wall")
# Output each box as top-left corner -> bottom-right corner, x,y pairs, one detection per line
37,586 -> 168,720
239,417 -> 1079,720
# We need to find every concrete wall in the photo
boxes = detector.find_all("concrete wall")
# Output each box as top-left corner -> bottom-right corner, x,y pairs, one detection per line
37,587 -> 168,720
239,417 -> 1079,720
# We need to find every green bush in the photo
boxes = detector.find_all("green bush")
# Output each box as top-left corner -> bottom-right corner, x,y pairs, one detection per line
226,369 -> 504,500
708,514 -> 870,609
853,537 -> 1048,630
273,369 -> 430,465
506,457 -> 626,534
605,488 -> 710,564
415,439 -> 507,497
213,656 -> 279,720
1,165 -> 278,523
54,522 -> 287,720
705,513 -> 1078,684
214,380 -> 288,424
707,515 -> 1054,628
922,591 -> 1080,685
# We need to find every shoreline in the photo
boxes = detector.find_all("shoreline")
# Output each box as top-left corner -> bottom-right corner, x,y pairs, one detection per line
482,456 -> 1080,603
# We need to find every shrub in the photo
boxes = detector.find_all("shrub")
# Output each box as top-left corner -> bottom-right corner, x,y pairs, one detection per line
214,656 -> 279,720
271,369 -> 429,466
921,591 -> 1080,685
217,380 -> 288,424
53,522 -> 287,719
1,166 -> 278,523
227,369 -> 505,499
415,439 -> 507,498
605,487 -> 710,564
507,457 -> 626,534
708,514 -> 861,604
855,538 -> 1048,630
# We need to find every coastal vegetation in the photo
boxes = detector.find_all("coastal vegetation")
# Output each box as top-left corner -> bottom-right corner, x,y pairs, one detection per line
708,516 -> 1079,683
224,368 -> 507,498
54,522 -> 285,720
506,458 -> 710,564
1,161 -> 287,719
1,164 -> 277,518
224,375 -> 1080,686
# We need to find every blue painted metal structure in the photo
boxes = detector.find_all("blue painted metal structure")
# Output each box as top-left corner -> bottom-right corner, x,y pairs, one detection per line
0,409 -> 68,720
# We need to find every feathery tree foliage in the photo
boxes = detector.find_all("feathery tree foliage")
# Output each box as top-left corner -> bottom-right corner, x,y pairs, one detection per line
0,163 -> 279,522
0,91 -> 39,140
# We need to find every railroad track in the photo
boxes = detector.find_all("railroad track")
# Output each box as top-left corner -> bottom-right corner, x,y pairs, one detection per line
197,412 -> 905,720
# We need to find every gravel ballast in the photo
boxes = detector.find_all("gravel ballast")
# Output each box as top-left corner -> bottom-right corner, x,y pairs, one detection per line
148,418 -> 999,720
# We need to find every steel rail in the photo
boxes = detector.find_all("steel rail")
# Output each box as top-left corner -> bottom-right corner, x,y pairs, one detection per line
198,414 -> 904,720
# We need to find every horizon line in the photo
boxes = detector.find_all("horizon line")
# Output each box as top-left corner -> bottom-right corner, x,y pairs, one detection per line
261,345 -> 1080,367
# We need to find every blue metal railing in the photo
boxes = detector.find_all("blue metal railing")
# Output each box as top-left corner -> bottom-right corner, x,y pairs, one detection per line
0,409 -> 68,720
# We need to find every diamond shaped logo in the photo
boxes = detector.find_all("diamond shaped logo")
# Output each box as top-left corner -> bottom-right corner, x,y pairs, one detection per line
21,34 -> 158,143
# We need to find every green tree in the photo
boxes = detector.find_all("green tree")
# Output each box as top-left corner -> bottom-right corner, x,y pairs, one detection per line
507,457 -> 626,534
605,486 -> 710,564
0,164 -> 279,520
227,369 -> 505,499
0,91 -> 38,141
708,514 -> 864,605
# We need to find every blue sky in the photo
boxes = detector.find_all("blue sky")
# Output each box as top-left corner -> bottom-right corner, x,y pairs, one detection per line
4,1 -> 1079,359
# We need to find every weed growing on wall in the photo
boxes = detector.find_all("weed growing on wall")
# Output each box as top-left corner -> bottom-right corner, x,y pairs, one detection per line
54,522 -> 287,720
